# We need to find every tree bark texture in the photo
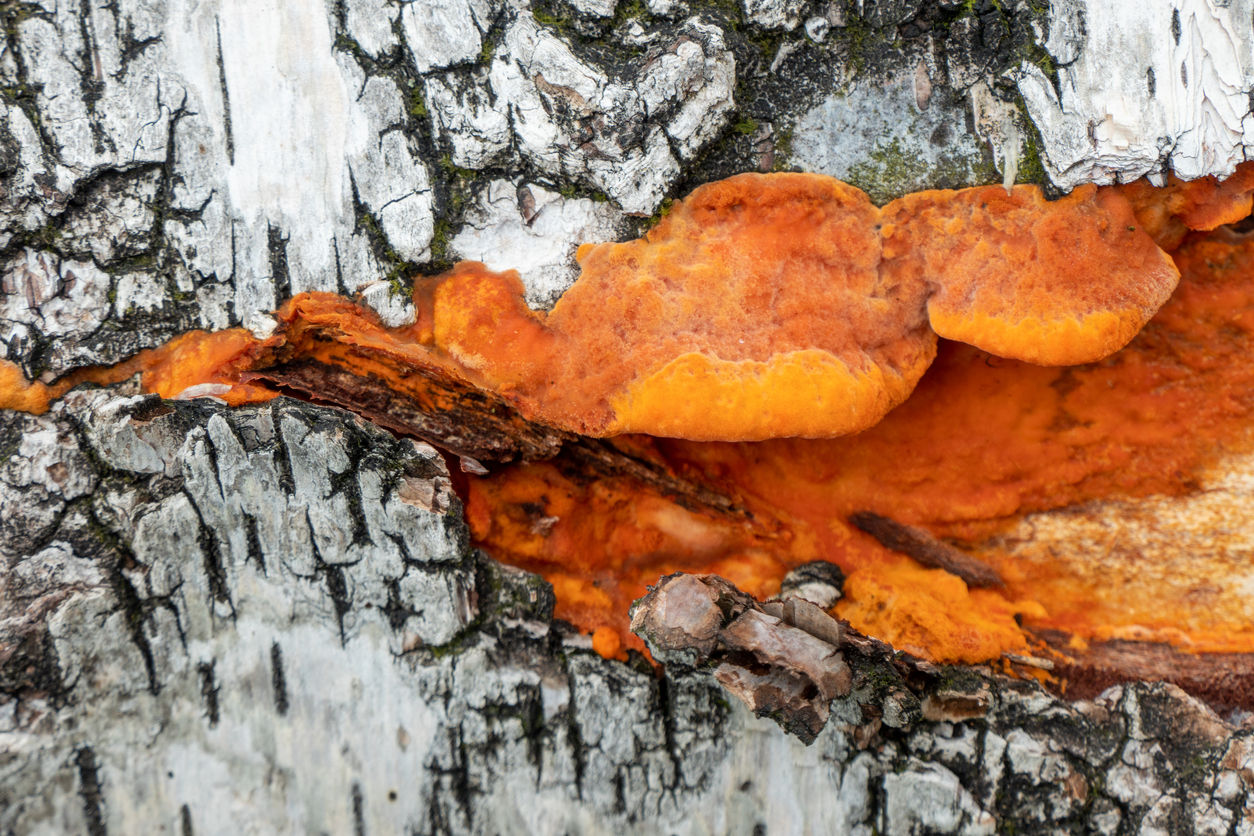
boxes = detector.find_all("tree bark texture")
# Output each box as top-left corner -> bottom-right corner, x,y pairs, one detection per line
2,0 -> 1254,833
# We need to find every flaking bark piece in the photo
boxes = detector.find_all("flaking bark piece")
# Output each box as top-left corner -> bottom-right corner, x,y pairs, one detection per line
712,662 -> 830,744
921,679 -> 992,722
760,596 -> 844,648
244,358 -> 566,463
240,362 -> 758,526
849,511 -> 1004,588
774,560 -> 845,608
630,572 -> 856,744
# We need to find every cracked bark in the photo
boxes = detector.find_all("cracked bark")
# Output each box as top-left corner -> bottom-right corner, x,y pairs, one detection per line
3,0 -> 1254,834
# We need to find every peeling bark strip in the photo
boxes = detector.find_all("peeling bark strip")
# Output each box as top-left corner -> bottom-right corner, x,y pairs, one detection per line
245,358 -> 567,464
246,358 -> 755,524
1019,0 -> 1254,190
849,511 -> 1005,587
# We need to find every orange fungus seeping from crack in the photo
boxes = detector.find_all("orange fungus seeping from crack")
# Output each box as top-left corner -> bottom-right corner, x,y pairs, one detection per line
5,172 -> 1191,438
5,169 -> 1254,667
883,184 -> 1180,365
142,329 -> 280,406
0,328 -> 277,415
466,226 -> 1254,663
0,359 -> 58,413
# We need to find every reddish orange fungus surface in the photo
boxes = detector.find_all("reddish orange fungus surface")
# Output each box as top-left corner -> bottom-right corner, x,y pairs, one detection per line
5,168 -> 1254,669
884,184 -> 1180,365
466,226 -> 1254,663
424,174 -> 939,440
1122,161 -> 1254,249
415,173 -> 1198,439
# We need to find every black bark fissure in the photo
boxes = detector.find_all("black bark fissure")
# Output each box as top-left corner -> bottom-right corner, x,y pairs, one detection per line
74,746 -> 108,836
270,640 -> 289,716
196,659 -> 220,727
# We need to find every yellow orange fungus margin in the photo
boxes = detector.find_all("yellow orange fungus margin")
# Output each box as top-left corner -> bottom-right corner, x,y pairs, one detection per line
884,184 -> 1180,365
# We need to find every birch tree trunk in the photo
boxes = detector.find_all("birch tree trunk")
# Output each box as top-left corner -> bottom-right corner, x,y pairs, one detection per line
2,0 -> 1253,834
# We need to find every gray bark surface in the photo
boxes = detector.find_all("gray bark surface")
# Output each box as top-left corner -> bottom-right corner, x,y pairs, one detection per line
3,394 -> 1252,835
3,0 -> 1254,833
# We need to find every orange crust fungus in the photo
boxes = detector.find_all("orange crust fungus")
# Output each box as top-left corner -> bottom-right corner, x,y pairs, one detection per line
5,167 -> 1254,697
466,224 -> 1254,668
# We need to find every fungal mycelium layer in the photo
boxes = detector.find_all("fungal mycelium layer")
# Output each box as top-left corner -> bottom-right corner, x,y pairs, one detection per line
5,167 -> 1254,676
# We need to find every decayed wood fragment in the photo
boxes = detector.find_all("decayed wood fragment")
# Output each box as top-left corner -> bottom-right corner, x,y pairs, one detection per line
244,358 -> 567,463
849,510 -> 1005,587
1034,631 -> 1254,712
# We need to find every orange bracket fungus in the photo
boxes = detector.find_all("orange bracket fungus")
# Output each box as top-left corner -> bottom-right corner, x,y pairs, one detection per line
5,164 -> 1254,708
420,173 -> 1184,439
4,170 -> 1227,440
883,184 -> 1180,365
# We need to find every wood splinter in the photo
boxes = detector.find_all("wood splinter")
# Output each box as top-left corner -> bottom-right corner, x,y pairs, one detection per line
848,511 -> 1005,588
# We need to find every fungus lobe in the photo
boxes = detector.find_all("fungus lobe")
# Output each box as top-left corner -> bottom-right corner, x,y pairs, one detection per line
882,184 -> 1180,365
428,173 -> 937,440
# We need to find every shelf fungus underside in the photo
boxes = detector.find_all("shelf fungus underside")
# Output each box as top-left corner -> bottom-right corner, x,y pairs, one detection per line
5,170 -> 1254,708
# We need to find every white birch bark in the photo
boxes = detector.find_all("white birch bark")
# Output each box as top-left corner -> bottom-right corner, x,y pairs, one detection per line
2,0 -> 1253,833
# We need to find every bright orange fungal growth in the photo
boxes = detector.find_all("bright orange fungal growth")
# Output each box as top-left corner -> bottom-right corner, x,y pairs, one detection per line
421,172 -> 1190,440
883,184 -> 1180,365
548,173 -> 936,440
426,173 -> 938,440
465,226 -> 1254,662
5,169 -> 1254,670
1122,160 -> 1254,250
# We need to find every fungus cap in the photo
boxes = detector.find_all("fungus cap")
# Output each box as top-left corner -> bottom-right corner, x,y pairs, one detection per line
539,172 -> 938,440
882,184 -> 1180,366
1122,161 -> 1254,250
